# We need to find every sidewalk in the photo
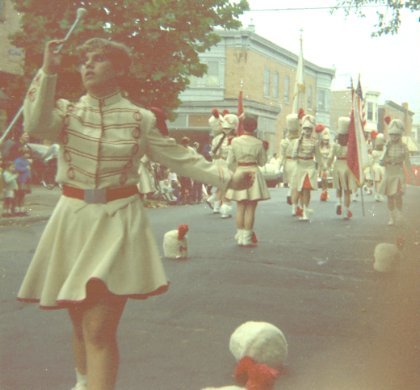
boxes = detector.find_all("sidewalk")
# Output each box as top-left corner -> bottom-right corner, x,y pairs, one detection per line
0,185 -> 61,226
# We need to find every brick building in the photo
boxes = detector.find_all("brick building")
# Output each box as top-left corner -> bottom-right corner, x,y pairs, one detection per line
172,26 -> 335,155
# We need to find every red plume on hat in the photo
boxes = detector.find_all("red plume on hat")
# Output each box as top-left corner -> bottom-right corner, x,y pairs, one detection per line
315,124 -> 325,133
149,107 -> 168,136
177,224 -> 189,240
370,130 -> 378,139
384,115 -> 391,125
234,356 -> 280,390
211,108 -> 220,118
298,108 -> 305,120
262,140 -> 269,150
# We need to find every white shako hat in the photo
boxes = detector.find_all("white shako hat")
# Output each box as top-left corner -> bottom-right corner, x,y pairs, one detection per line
388,119 -> 404,135
221,113 -> 239,131
321,127 -> 331,141
209,109 -> 224,136
337,116 -> 350,135
301,114 -> 315,129
229,321 -> 288,369
375,133 -> 385,146
162,224 -> 189,259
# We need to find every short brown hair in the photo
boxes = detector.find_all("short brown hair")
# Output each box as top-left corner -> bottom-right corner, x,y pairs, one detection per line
78,38 -> 132,75
243,115 -> 258,132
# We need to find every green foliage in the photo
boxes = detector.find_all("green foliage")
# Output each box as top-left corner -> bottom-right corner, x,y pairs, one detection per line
9,0 -> 249,116
332,0 -> 420,36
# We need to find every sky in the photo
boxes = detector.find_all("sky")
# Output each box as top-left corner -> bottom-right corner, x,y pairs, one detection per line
239,0 -> 420,121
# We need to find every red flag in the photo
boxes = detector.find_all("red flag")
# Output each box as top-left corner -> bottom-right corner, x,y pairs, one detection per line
237,89 -> 244,135
347,83 -> 369,185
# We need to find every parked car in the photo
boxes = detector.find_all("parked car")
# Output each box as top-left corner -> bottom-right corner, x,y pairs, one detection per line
406,154 -> 420,186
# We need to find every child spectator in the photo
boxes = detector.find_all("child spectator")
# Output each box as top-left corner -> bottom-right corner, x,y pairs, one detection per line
14,146 -> 32,216
2,160 -> 18,217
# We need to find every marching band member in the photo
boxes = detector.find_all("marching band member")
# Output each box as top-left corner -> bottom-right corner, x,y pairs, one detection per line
279,113 -> 300,212
17,37 -> 252,390
225,115 -> 270,246
211,113 -> 239,218
371,132 -> 386,201
378,118 -> 414,225
327,117 -> 359,220
318,126 -> 332,202
290,114 -> 322,221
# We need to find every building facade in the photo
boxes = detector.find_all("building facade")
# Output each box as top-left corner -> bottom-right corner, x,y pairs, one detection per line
172,27 -> 335,155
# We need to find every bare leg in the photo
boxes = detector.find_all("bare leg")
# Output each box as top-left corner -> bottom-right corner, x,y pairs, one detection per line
302,189 -> 311,207
236,201 -> 246,229
244,200 -> 257,230
344,190 -> 351,208
68,281 -> 127,390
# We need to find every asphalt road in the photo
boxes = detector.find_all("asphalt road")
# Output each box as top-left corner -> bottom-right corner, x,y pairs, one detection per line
1,186 -> 419,390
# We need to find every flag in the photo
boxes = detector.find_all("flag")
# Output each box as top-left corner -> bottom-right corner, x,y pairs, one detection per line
356,76 -> 366,129
237,86 -> 244,135
347,81 -> 369,185
292,32 -> 305,114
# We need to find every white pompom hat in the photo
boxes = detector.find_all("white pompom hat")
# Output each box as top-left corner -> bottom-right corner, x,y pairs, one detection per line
301,114 -> 315,130
222,113 -> 240,130
337,116 -> 350,135
229,321 -> 288,389
388,119 -> 404,135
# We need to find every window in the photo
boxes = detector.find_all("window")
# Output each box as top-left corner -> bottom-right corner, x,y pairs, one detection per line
283,75 -> 290,104
317,88 -> 330,112
272,71 -> 279,99
367,102 -> 376,121
307,86 -> 313,109
205,61 -> 220,87
263,67 -> 270,97
188,60 -> 220,88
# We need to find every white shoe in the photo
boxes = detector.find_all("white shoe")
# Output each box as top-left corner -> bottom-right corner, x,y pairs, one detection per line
220,203 -> 232,218
241,230 -> 256,247
71,384 -> 87,390
213,201 -> 221,213
235,229 -> 244,246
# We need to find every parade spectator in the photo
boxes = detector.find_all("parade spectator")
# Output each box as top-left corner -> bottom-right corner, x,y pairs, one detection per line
178,136 -> 194,204
225,115 -> 270,246
327,117 -> 359,220
2,160 -> 18,217
378,118 -> 414,225
13,146 -> 32,216
16,37 -> 252,390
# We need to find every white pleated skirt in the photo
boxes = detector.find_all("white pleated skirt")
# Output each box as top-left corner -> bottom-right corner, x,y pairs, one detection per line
17,194 -> 169,309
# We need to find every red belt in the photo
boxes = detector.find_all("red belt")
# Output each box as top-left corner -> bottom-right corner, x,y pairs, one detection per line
337,157 -> 347,160
238,162 -> 257,166
62,185 -> 139,203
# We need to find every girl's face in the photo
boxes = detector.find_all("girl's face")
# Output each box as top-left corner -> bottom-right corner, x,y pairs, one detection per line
80,50 -> 121,97
337,133 -> 348,146
302,127 -> 312,138
390,134 -> 401,143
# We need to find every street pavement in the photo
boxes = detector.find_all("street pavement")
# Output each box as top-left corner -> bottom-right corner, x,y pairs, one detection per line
0,185 -> 419,390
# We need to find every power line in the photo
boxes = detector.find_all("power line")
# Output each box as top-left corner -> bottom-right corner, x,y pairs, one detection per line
247,5 -> 387,12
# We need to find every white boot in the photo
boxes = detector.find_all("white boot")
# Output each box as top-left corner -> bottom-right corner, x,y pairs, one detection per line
71,369 -> 87,390
241,230 -> 256,247
387,210 -> 395,226
213,200 -> 221,214
220,203 -> 232,218
299,206 -> 310,221
235,229 -> 244,245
